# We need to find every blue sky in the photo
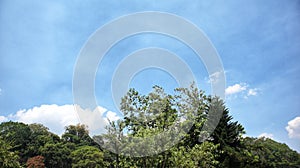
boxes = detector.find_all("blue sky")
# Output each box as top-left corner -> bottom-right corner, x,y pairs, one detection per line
0,0 -> 300,151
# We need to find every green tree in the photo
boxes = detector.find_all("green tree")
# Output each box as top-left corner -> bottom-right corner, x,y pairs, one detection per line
208,98 -> 245,148
100,120 -> 125,167
27,123 -> 60,157
169,141 -> 220,167
2,86 -> 299,168
119,86 -> 178,167
71,146 -> 106,168
62,124 -> 97,147
102,84 -> 218,167
173,84 -> 209,147
0,121 -> 32,164
40,142 -> 74,168
203,98 -> 245,167
120,86 -> 178,135
240,137 -> 300,167
0,137 -> 21,168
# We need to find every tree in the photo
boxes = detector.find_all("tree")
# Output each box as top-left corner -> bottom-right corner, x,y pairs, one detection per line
40,142 -> 74,168
0,122 -> 61,166
169,141 -> 220,167
173,84 -> 209,147
26,155 -> 45,168
1,86 -> 300,168
0,121 -> 32,164
239,137 -> 300,167
27,123 -> 61,157
0,137 -> 21,168
206,98 -> 245,167
71,146 -> 106,168
120,86 -> 178,135
102,84 -> 217,167
208,98 -> 245,148
62,124 -> 97,147
119,86 -> 178,167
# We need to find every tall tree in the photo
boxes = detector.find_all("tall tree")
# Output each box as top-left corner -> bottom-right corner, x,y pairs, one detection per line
102,84 -> 213,167
62,124 -> 97,147
208,98 -> 245,148
174,84 -> 208,147
207,97 -> 246,167
119,86 -> 178,167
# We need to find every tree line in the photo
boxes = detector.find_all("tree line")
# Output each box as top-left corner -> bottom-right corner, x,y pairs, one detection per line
1,85 -> 300,167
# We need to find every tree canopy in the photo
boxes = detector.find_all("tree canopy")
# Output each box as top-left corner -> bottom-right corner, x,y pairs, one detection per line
0,85 -> 299,167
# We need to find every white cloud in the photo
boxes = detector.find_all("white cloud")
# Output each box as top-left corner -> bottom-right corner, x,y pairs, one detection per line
247,88 -> 258,96
105,111 -> 120,122
258,132 -> 274,139
9,104 -> 78,135
286,117 -> 300,139
7,104 -> 119,136
207,71 -> 223,84
0,116 -> 7,122
225,83 -> 247,95
225,83 -> 260,99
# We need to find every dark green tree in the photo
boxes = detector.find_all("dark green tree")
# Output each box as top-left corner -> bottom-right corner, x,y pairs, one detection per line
0,136 -> 21,168
71,146 -> 106,168
0,121 -> 32,164
27,123 -> 60,157
208,98 -> 245,148
239,137 -> 300,167
62,124 -> 97,147
1,85 -> 299,168
40,142 -> 74,168
206,98 -> 245,167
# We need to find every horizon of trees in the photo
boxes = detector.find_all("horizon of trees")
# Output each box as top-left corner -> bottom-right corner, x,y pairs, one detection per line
1,85 -> 300,168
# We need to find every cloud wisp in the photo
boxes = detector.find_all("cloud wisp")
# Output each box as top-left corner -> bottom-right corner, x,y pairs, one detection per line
225,83 -> 247,95
0,116 -> 7,123
225,83 -> 259,99
247,88 -> 258,96
258,132 -> 274,139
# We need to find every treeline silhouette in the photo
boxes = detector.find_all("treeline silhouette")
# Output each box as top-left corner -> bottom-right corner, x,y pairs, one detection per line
1,85 -> 299,168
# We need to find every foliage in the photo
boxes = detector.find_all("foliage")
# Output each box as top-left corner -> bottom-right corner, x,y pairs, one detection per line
0,122 -> 60,166
71,146 -> 106,168
169,141 -> 220,167
0,85 -> 299,167
0,137 -> 21,168
206,97 -> 245,167
27,123 -> 60,157
40,142 -> 74,168
209,97 -> 245,148
0,121 -> 32,164
62,124 -> 98,147
239,137 -> 300,167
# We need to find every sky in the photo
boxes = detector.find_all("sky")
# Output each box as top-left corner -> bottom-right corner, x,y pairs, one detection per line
0,0 -> 300,151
